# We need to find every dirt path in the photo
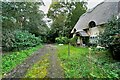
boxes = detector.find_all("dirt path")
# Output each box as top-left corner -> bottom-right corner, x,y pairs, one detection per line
46,45 -> 64,78
4,44 -> 64,78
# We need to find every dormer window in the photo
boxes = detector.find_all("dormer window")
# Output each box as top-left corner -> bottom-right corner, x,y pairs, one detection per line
89,21 -> 96,28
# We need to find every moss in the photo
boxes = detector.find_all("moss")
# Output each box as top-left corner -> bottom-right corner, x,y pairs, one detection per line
25,54 -> 49,78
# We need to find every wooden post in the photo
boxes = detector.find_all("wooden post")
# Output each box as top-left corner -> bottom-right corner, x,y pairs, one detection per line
68,43 -> 70,56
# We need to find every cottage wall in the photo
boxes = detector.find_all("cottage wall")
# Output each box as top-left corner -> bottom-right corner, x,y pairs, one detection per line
89,27 -> 99,36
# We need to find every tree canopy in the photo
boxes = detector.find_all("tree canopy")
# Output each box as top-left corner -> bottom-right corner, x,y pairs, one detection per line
2,1 -> 49,51
2,2 -> 48,36
47,0 -> 87,42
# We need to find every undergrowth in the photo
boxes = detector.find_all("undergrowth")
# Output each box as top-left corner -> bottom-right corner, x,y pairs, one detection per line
2,45 -> 43,76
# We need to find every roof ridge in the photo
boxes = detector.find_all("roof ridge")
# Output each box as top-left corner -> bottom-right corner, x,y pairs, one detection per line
87,1 -> 104,13
80,1 -> 105,18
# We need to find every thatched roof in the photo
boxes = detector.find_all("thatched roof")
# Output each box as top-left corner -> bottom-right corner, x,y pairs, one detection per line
77,31 -> 89,36
71,0 -> 120,33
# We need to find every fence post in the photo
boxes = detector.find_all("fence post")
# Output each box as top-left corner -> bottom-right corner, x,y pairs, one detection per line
68,43 -> 70,56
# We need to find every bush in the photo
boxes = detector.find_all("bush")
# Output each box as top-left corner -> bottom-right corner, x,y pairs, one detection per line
98,17 -> 120,60
2,29 -> 15,51
55,36 -> 69,44
2,29 -> 42,51
13,30 -> 42,50
69,36 -> 77,46
109,35 -> 120,60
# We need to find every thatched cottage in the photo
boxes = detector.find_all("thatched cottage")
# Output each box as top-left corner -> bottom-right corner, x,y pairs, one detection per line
71,0 -> 120,46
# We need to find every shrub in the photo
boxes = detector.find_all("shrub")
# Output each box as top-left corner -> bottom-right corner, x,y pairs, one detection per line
109,35 -> 120,60
69,36 -> 77,46
2,29 -> 15,51
2,29 -> 42,51
98,17 -> 120,60
55,36 -> 69,44
13,30 -> 42,50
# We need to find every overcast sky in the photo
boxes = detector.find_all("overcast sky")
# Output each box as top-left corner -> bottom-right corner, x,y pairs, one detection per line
87,0 -> 104,9
40,0 -> 105,14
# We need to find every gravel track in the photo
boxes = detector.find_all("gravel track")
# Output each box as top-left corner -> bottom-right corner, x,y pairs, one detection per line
4,44 -> 64,78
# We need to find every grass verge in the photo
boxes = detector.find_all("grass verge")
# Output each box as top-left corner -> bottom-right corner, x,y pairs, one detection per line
2,45 -> 43,76
57,45 -> 120,78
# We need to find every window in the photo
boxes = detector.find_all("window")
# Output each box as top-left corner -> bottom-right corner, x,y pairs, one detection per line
89,21 -> 96,28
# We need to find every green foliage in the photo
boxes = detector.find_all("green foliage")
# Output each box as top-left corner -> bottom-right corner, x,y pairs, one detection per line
2,2 -> 48,48
2,45 -> 42,76
57,45 -> 120,78
69,36 -> 78,46
2,29 -> 15,51
13,30 -> 42,50
55,36 -> 69,44
2,2 -> 45,30
98,17 -> 120,60
47,1 -> 87,42
2,29 -> 42,51
89,50 -> 120,78
65,2 -> 87,37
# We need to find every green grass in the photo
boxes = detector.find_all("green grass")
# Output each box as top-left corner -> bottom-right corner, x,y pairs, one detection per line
57,45 -> 120,78
57,45 -> 89,78
57,45 -> 89,60
2,45 -> 43,76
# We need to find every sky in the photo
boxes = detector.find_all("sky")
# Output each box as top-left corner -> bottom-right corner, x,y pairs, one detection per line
87,0 -> 104,9
40,0 -> 52,14
40,0 -> 105,14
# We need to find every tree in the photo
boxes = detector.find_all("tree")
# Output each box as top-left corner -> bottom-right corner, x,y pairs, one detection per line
2,2 -> 48,36
2,1 -> 49,51
47,0 -> 87,42
65,2 -> 87,37
99,17 -> 120,60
